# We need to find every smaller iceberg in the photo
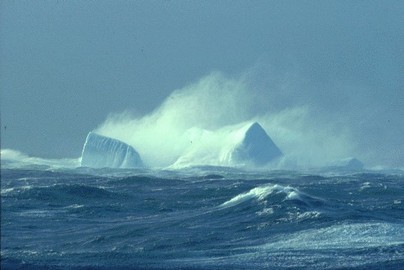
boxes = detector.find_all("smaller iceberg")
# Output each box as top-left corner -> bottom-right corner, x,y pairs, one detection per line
81,132 -> 144,168
328,157 -> 364,170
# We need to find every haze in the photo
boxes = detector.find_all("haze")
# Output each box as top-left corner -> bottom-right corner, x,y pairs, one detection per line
1,1 -> 403,167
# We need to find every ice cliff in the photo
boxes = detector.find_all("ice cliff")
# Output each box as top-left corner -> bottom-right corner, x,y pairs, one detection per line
81,132 -> 143,168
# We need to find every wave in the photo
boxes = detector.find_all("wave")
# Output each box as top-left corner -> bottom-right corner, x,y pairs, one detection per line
195,222 -> 404,269
6,184 -> 114,203
219,183 -> 324,209
259,222 -> 404,251
1,149 -> 80,169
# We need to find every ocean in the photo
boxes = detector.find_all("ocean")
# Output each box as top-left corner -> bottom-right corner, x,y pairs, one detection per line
1,166 -> 403,269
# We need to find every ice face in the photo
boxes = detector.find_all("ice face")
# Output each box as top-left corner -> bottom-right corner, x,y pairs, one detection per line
80,132 -> 143,168
229,122 -> 283,166
81,122 -> 281,169
172,122 -> 283,168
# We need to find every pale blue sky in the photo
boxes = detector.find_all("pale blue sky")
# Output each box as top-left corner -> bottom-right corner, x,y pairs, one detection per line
1,1 -> 403,166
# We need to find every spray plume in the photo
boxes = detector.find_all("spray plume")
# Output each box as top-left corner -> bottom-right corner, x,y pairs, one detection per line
95,71 -> 356,169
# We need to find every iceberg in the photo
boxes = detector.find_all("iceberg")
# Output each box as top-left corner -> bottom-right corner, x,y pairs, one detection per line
227,122 -> 282,166
172,122 -> 282,168
328,157 -> 364,170
81,132 -> 144,168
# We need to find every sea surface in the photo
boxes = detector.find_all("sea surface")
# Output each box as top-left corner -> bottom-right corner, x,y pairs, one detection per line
1,166 -> 404,269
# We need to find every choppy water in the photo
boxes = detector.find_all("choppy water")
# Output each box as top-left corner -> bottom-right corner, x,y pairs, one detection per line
1,167 -> 404,269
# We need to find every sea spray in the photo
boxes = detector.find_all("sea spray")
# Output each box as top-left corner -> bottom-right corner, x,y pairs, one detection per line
95,72 -> 355,169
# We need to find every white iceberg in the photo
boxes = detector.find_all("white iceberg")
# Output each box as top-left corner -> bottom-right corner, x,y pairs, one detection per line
172,122 -> 282,168
228,122 -> 282,166
80,132 -> 143,168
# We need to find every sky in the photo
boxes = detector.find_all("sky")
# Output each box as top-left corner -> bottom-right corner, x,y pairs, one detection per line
1,1 -> 403,167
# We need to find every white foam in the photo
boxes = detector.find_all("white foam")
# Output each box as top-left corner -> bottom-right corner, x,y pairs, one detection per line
260,223 -> 404,251
64,204 -> 84,209
95,72 -> 360,169
1,188 -> 15,195
286,190 -> 301,200
220,184 -> 301,208
1,149 -> 80,169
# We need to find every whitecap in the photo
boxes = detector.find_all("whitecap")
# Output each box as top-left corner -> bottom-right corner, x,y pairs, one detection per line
219,184 -> 305,208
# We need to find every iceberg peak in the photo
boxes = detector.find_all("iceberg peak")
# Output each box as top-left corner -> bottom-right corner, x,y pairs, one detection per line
230,122 -> 282,166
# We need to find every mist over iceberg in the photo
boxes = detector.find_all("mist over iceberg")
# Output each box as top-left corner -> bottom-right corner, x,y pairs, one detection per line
5,70 -> 396,170
93,72 -> 359,169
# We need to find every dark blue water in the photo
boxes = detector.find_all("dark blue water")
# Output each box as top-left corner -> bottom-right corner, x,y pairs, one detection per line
1,167 -> 404,269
